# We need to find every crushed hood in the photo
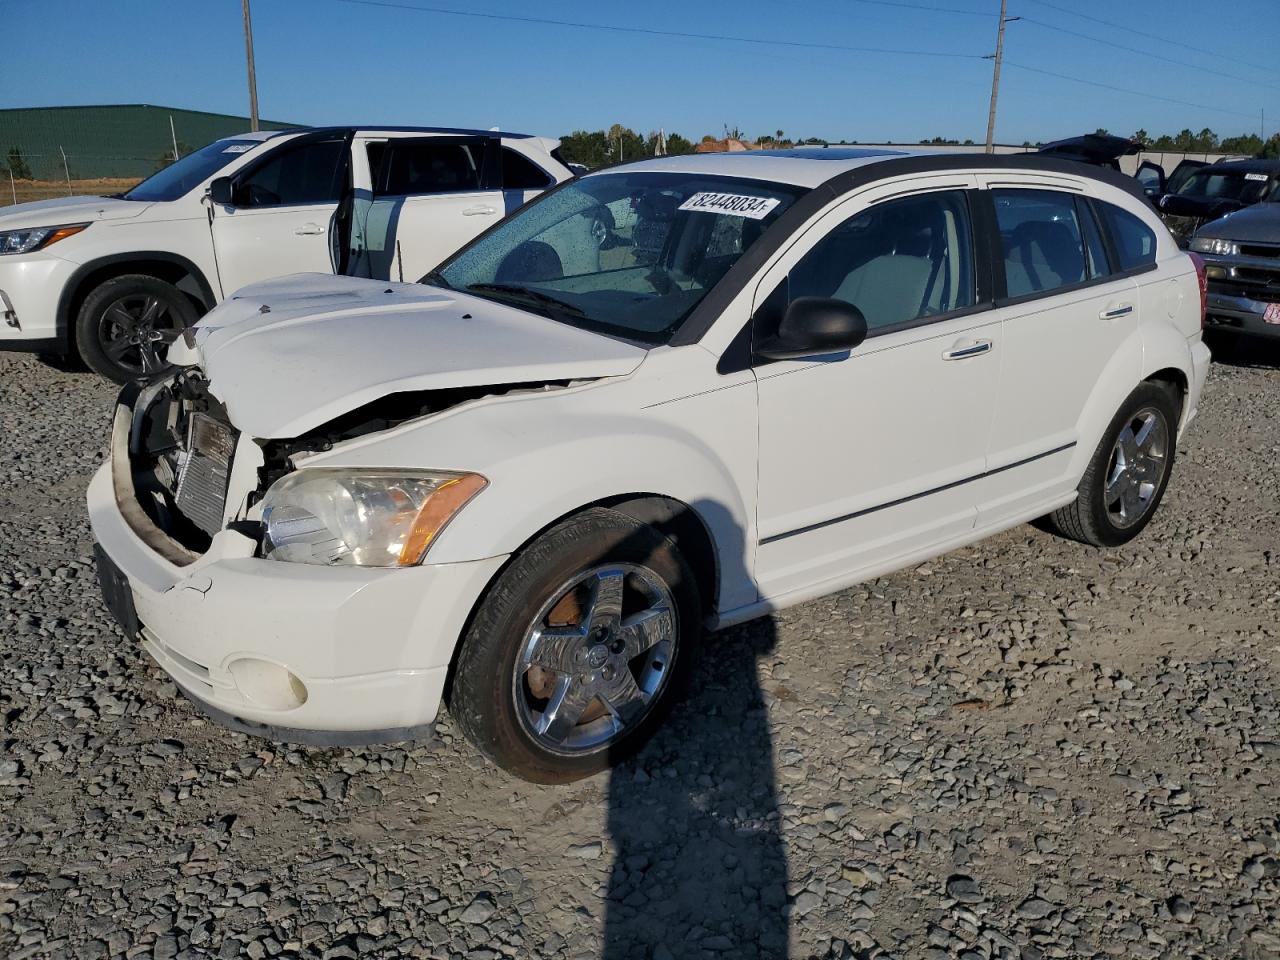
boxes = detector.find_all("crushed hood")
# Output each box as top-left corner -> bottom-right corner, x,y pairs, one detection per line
0,195 -> 153,228
178,274 -> 649,438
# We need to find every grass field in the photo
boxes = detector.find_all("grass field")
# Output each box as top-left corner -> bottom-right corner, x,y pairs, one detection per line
1,177 -> 141,207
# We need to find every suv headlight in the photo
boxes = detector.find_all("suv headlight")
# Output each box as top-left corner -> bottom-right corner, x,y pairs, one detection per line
260,469 -> 487,567
1189,237 -> 1238,256
0,222 -> 90,255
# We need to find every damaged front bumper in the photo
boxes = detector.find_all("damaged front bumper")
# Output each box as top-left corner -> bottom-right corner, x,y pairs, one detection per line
87,393 -> 508,746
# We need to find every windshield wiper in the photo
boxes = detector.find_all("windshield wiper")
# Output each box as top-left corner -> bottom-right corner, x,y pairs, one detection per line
465,283 -> 587,318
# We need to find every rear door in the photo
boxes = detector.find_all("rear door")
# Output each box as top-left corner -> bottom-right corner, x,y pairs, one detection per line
361,135 -> 502,281
208,133 -> 350,296
974,179 -> 1141,525
499,144 -> 558,215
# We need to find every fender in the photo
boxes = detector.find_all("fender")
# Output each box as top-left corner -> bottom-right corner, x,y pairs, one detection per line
1140,323 -> 1198,432
1064,324 -> 1148,480
56,251 -> 218,343
300,375 -> 762,614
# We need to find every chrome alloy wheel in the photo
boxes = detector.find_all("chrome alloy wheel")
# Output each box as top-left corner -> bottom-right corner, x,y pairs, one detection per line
513,564 -> 677,755
98,293 -> 182,375
1104,406 -> 1169,528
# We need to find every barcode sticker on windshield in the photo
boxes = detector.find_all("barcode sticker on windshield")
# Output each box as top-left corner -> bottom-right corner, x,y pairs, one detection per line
1245,172 -> 1269,181
223,144 -> 253,154
678,192 -> 781,219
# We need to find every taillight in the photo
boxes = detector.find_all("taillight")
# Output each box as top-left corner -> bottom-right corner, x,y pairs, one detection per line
1188,252 -> 1208,331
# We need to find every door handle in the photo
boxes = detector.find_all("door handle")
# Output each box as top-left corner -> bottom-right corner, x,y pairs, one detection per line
294,223 -> 325,235
942,339 -> 993,360
463,205 -> 498,216
1100,303 -> 1134,320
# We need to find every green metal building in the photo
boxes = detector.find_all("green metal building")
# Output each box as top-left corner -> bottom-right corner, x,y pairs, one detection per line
1,104 -> 299,180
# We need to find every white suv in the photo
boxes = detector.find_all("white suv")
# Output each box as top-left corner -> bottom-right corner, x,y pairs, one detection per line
0,126 -> 571,381
89,149 -> 1211,782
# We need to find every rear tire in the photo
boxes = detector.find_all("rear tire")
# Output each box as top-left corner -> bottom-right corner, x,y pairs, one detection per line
449,508 -> 701,784
1041,381 -> 1179,547
75,274 -> 197,384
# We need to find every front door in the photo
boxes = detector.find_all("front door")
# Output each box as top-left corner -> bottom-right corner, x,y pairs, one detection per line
208,134 -> 350,296
753,179 -> 1001,601
357,136 -> 503,281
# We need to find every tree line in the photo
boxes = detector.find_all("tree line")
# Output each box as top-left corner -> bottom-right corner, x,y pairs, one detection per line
558,124 -> 1280,170
7,125 -> 1280,181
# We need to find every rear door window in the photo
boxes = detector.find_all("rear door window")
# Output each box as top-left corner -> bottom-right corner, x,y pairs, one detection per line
1097,203 -> 1157,271
502,148 -> 554,189
375,139 -> 486,197
992,189 -> 1088,299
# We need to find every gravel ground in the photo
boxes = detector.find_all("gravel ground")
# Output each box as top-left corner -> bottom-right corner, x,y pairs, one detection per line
1,339 -> 1278,960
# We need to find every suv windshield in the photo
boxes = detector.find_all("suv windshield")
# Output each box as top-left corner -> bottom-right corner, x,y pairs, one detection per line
429,171 -> 804,343
123,138 -> 262,202
1173,167 -> 1275,204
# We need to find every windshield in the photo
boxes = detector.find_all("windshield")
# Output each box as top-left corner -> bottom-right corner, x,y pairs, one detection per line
429,171 -> 804,343
123,138 -> 262,202
1173,168 -> 1275,204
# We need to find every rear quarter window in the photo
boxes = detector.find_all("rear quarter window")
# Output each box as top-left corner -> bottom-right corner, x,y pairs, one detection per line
1097,203 -> 1157,271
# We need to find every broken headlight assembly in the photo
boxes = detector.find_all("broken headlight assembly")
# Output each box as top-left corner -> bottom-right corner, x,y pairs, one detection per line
260,469 -> 486,567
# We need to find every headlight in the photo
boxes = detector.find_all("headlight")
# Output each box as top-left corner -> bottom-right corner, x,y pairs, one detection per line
0,222 -> 90,255
1189,237 -> 1238,256
260,469 -> 487,567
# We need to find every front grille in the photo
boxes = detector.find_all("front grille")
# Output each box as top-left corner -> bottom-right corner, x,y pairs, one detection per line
1233,266 -> 1280,289
1239,243 -> 1280,260
126,372 -> 240,552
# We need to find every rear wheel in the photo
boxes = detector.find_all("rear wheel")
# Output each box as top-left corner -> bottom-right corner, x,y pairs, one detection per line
450,508 -> 701,783
1041,381 -> 1179,547
75,274 -> 197,383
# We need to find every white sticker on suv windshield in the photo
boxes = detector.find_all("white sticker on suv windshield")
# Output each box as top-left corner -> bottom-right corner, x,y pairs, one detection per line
223,144 -> 253,154
1245,172 -> 1269,181
678,192 -> 781,219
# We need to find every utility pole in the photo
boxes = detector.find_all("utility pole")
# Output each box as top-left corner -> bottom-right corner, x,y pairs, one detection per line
242,0 -> 260,131
59,146 -> 72,196
169,115 -> 180,162
983,0 -> 1019,154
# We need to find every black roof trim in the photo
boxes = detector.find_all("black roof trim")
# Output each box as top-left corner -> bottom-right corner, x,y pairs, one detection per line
668,151 -> 1154,347
268,125 -> 535,140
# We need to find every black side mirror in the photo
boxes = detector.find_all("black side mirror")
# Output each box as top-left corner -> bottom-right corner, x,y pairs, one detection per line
208,176 -> 234,206
756,297 -> 868,361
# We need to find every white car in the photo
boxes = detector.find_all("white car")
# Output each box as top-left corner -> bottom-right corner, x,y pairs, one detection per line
0,126 -> 572,382
89,148 -> 1211,783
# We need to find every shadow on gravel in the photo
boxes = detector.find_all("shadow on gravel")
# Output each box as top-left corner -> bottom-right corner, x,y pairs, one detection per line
603,612 -> 788,959
1205,330 -> 1280,368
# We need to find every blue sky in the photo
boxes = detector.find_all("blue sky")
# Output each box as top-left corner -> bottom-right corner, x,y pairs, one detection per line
6,0 -> 1278,145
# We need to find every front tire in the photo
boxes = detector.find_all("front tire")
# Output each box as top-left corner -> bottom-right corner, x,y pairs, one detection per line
450,508 -> 701,783
75,274 -> 198,384
1041,381 -> 1179,547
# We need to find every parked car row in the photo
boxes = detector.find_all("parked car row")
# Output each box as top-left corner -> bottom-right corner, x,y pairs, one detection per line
1037,132 -> 1280,245
1038,133 -> 1280,343
0,126 -> 574,381
79,145 -> 1211,781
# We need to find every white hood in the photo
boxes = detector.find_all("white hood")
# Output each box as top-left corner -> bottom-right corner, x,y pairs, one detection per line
178,274 -> 648,439
0,195 -> 153,228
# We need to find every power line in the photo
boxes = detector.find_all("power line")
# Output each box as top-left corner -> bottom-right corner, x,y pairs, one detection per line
844,0 -> 994,15
1018,16 -> 1280,92
1018,0 -> 1276,76
1002,61 -> 1263,122
331,0 -> 984,58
